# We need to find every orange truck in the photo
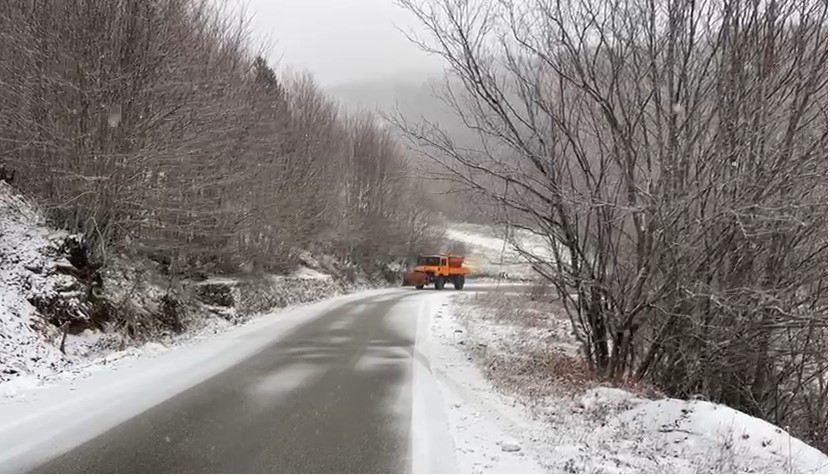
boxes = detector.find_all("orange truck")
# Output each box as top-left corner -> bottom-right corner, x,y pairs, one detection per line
402,255 -> 469,290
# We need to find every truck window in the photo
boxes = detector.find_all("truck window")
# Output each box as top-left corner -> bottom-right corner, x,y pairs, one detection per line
417,256 -> 441,266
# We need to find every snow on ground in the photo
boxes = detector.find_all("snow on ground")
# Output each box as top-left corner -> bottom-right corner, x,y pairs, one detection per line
1,315 -> 224,402
445,223 -> 527,280
445,222 -> 558,280
580,389 -> 829,473
0,182 -> 76,385
427,286 -> 829,474
0,276 -> 346,403
198,276 -> 240,285
446,225 -> 512,254
426,291 -> 548,474
0,182 -> 360,399
292,266 -> 332,280
0,288 -> 401,472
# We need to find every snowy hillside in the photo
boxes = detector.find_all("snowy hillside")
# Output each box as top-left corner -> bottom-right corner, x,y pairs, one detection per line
0,183 -> 76,388
445,222 -> 558,280
0,184 -> 379,399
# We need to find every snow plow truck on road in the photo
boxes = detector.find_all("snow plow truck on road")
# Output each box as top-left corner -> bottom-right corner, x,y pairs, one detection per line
402,255 -> 469,290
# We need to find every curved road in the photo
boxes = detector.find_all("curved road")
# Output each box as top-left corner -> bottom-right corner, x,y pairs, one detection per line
0,284 -> 510,473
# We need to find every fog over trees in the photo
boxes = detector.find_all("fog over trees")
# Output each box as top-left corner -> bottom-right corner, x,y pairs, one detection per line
0,0 -> 442,276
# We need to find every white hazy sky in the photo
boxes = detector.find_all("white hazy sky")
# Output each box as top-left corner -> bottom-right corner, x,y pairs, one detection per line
245,0 -> 443,87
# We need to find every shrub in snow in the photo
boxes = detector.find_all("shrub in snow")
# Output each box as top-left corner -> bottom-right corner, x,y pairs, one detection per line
0,183 -> 89,383
230,275 -> 342,316
444,294 -> 828,473
0,184 -> 190,386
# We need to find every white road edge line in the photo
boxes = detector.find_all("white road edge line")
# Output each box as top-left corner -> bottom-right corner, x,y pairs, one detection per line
411,294 -> 459,474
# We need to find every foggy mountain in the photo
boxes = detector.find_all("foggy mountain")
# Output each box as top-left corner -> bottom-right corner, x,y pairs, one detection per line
327,74 -> 496,225
328,73 -> 479,144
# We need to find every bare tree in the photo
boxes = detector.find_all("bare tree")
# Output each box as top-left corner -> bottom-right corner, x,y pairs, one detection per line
0,0 -> 436,280
396,0 -> 827,448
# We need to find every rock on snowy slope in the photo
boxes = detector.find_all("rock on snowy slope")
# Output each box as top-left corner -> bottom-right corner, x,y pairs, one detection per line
0,182 -> 388,398
0,182 -> 79,383
0,183 -> 173,390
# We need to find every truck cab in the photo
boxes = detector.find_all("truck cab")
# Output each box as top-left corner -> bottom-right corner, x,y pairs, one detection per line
410,254 -> 468,290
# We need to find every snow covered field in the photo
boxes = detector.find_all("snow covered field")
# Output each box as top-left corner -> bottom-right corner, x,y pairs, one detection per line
426,288 -> 829,474
445,222 -> 555,280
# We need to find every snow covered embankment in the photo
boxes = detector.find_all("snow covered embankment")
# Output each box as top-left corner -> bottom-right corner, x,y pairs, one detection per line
0,182 -> 86,394
0,183 -> 206,397
0,183 -> 383,400
428,288 -> 828,474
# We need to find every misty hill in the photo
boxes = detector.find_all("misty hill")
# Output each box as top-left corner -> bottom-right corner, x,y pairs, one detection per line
327,74 -> 481,147
328,75 -> 495,225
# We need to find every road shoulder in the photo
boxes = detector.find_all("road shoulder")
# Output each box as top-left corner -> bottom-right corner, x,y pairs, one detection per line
425,289 -> 548,474
0,288 -> 398,472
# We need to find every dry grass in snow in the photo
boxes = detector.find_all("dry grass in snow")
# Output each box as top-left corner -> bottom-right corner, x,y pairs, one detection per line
442,284 -> 828,473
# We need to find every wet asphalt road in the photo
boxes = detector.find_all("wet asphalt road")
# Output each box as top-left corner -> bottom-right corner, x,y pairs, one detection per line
30,283 -> 514,473
33,291 -> 421,473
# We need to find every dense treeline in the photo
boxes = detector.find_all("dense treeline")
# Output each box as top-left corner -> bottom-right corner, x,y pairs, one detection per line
0,0 -> 439,276
398,0 -> 828,449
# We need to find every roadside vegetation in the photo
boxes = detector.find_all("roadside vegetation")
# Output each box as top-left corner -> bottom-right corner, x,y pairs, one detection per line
445,286 -> 826,473
397,0 -> 828,451
0,1 -> 442,278
0,0 -> 448,354
0,0 -> 449,385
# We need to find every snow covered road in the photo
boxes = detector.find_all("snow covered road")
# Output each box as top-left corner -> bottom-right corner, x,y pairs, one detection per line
0,284 -> 516,473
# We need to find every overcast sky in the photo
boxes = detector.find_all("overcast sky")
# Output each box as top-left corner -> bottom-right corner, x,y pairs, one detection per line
245,0 -> 443,87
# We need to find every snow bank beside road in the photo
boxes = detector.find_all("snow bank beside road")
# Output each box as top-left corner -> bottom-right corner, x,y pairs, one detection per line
0,182 -> 383,398
578,389 -> 828,473
0,183 -> 77,384
2,272 -> 347,401
0,288 -> 400,472
427,287 -> 548,474
409,292 -> 458,474
428,290 -> 828,474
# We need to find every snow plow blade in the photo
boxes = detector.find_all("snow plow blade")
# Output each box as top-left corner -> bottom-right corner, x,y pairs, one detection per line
401,270 -> 427,287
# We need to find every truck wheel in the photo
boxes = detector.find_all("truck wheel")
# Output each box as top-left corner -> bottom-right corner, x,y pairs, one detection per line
454,275 -> 465,290
435,276 -> 445,290
415,284 -> 424,290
